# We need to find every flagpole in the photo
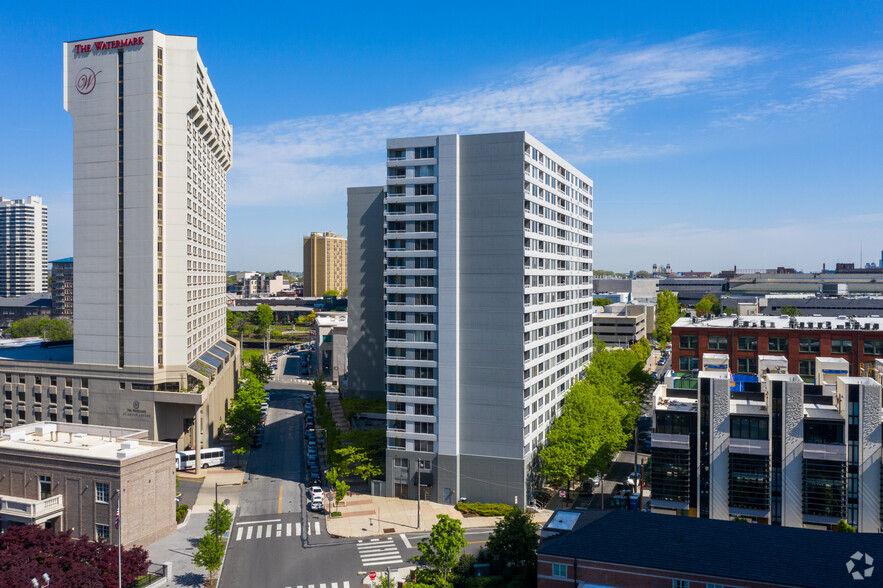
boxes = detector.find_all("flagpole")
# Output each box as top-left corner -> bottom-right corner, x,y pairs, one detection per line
117,496 -> 122,588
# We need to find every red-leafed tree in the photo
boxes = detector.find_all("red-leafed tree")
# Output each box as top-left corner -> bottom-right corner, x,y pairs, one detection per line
0,524 -> 149,588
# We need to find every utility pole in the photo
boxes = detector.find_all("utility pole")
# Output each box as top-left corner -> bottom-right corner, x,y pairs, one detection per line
416,471 -> 421,529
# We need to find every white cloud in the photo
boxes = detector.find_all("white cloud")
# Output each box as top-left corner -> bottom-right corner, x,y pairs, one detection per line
228,35 -> 758,207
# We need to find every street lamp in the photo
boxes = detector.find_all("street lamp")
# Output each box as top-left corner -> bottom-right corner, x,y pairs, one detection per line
214,483 -> 239,538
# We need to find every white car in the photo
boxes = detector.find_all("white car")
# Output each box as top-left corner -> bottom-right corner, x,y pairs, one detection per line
310,497 -> 324,512
307,486 -> 324,501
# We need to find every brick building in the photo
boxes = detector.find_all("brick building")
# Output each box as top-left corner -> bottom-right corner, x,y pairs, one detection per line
537,509 -> 883,588
672,315 -> 883,378
0,421 -> 175,547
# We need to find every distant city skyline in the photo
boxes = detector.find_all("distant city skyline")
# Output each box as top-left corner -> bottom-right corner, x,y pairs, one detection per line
1,2 -> 881,272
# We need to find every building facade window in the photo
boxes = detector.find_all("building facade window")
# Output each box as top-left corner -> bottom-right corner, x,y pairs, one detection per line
708,336 -> 727,351
679,335 -> 698,350
768,337 -> 788,352
96,524 -> 110,542
831,339 -> 853,354
799,338 -> 820,353
95,482 -> 110,503
551,563 -> 567,578
679,356 -> 697,371
864,339 -> 883,355
737,336 -> 757,351
39,475 -> 51,500
736,357 -> 758,374
798,359 -> 815,376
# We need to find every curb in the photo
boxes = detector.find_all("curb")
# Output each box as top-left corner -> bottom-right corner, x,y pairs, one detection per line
176,508 -> 192,530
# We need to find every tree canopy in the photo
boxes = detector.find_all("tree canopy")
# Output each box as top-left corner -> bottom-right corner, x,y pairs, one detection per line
695,293 -> 721,316
248,355 -> 273,384
416,515 -> 467,586
7,317 -> 72,341
323,289 -> 339,297
192,532 -> 224,580
225,369 -> 265,456
0,525 -> 148,588
652,289 -> 679,345
252,304 -> 274,331
486,507 -> 540,571
635,270 -> 653,278
592,298 -> 612,307
539,340 -> 653,489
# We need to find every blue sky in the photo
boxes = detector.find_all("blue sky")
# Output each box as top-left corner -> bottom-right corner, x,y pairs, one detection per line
1,1 -> 882,273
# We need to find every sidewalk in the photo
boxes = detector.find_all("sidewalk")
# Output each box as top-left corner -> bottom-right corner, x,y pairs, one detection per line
149,468 -> 246,587
324,386 -> 351,432
325,492 -> 554,538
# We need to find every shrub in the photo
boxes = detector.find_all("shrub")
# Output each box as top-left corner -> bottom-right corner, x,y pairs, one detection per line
456,502 -> 513,517
176,504 -> 189,523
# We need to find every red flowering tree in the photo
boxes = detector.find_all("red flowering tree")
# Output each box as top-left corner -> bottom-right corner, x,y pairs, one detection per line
0,525 -> 149,588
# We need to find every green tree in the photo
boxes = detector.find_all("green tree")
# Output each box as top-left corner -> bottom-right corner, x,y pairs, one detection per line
592,298 -> 612,307
333,478 -> 349,510
323,289 -> 339,297
630,338 -> 652,363
486,506 -> 540,571
635,270 -> 653,278
781,306 -> 802,317
341,287 -> 348,297
334,444 -> 383,481
252,303 -> 274,331
248,356 -> 273,384
312,374 -> 326,396
226,308 -> 235,332
8,317 -> 73,341
192,532 -> 224,581
226,370 -> 265,456
695,293 -> 721,316
836,519 -> 857,533
416,515 -> 467,586
652,289 -> 679,345
205,501 -> 234,537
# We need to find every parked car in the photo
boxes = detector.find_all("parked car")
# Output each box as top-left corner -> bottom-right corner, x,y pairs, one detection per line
307,486 -> 324,501
307,448 -> 318,460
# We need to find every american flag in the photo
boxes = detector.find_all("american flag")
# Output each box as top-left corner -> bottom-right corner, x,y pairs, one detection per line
115,503 -> 120,529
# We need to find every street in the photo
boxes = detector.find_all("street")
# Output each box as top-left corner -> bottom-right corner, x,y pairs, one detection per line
220,353 -> 491,588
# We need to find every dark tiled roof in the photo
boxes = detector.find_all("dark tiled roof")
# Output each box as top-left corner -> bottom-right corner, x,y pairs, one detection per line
537,510 -> 883,588
0,292 -> 51,308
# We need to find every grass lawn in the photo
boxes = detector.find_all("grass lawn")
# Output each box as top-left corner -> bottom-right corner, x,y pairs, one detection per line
242,348 -> 263,364
341,398 -> 387,419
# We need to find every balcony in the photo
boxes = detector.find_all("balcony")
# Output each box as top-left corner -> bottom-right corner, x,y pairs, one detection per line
0,493 -> 64,522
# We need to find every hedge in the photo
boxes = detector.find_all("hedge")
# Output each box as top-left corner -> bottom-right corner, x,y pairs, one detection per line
455,501 -> 513,517
175,504 -> 189,524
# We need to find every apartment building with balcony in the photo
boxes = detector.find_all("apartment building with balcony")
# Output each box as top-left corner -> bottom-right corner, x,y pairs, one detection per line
0,196 -> 48,297
650,353 -> 883,532
0,421 -> 175,547
50,257 -> 73,322
348,131 -> 593,505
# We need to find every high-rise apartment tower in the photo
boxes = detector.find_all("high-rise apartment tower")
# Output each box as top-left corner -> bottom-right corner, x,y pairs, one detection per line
303,232 -> 347,297
349,132 -> 594,505
0,196 -> 48,297
64,31 -> 231,370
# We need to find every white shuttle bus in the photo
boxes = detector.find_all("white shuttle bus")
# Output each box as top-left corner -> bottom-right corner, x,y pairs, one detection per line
175,447 -> 225,471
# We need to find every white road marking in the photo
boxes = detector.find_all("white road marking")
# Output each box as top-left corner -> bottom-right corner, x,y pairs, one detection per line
286,522 -> 292,536
295,522 -> 301,535
332,583 -> 338,588
236,518 -> 281,525
246,525 -> 253,540
236,527 -> 243,541
307,523 -> 311,536
256,525 -> 263,539
320,584 -> 326,588
344,583 -> 350,588
266,523 -> 272,537
277,523 -> 282,537
314,521 -> 321,535
400,533 -> 412,549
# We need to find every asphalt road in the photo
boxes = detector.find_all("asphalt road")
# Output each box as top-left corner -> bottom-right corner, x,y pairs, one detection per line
220,354 -> 494,588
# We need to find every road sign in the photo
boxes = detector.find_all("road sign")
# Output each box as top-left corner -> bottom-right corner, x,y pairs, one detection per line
559,490 -> 566,498
369,572 -> 377,581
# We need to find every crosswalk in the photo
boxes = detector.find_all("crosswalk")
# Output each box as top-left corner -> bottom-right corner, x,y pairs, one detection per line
357,538 -> 403,566
288,582 -> 350,588
233,520 -> 322,541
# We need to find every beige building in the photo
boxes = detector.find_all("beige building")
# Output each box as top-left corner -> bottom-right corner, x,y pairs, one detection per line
593,303 -> 655,347
0,422 -> 176,547
303,232 -> 347,297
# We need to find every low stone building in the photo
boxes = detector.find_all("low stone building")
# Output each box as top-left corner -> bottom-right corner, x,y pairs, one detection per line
0,421 -> 175,547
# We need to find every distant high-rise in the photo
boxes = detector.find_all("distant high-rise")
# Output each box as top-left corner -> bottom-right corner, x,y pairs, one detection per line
303,232 -> 347,297
0,196 -> 48,297
349,131 -> 594,505
50,257 -> 73,322
64,30 -> 231,369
